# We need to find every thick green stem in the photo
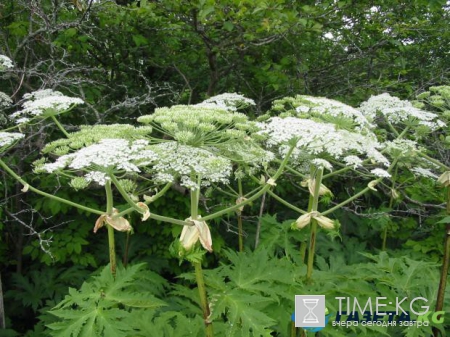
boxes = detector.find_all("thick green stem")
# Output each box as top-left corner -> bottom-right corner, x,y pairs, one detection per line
266,190 -> 307,214
420,152 -> 450,171
382,165 -> 398,251
237,178 -> 244,252
306,167 -> 323,282
194,261 -> 214,337
50,115 -> 70,138
105,180 -> 117,276
0,159 -> 104,215
190,176 -> 214,337
148,213 -> 191,226
300,241 -> 307,264
110,174 -> 144,214
433,187 -> 450,337
321,180 -> 382,216
107,225 -> 116,276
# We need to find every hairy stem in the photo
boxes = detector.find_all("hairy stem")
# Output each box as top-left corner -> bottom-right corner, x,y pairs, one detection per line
110,174 -> 143,214
266,189 -> 307,214
50,115 -> 70,138
194,261 -> 214,337
190,176 -> 214,337
254,192 -> 266,249
105,180 -> 117,276
382,165 -> 398,251
420,152 -> 450,171
237,178 -> 244,252
306,167 -> 323,282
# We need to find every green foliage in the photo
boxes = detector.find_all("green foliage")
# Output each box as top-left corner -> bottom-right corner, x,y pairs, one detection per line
6,266 -> 90,313
46,264 -> 167,337
2,1 -> 450,337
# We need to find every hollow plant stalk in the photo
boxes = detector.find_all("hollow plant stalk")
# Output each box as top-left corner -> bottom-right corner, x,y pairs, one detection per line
190,176 -> 214,337
237,178 -> 244,252
382,165 -> 398,251
105,180 -> 117,276
306,166 -> 324,282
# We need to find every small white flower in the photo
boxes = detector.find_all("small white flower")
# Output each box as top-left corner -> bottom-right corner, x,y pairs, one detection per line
343,155 -> 363,169
359,93 -> 445,131
311,159 -> 333,171
196,93 -> 255,111
257,116 -> 389,168
0,91 -> 12,108
411,167 -> 438,179
0,55 -> 13,70
383,139 -> 418,156
11,89 -> 84,123
370,168 -> 391,178
0,132 -> 24,148
41,139 -> 159,185
85,171 -> 110,185
150,142 -> 232,190
292,95 -> 372,130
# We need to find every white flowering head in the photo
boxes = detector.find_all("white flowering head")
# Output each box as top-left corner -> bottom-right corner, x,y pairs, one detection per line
0,92 -> 12,109
359,93 -> 445,131
382,139 -> 420,160
257,116 -> 389,170
370,168 -> 391,178
42,124 -> 153,155
195,93 -> 255,111
411,167 -> 438,180
10,89 -> 84,124
0,55 -> 13,71
137,105 -> 257,147
39,139 -> 158,186
271,95 -> 372,131
0,132 -> 24,152
212,141 -> 275,173
148,142 -> 232,190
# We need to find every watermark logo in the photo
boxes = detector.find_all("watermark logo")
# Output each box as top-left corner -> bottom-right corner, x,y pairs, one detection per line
295,295 -> 326,328
292,295 -> 446,330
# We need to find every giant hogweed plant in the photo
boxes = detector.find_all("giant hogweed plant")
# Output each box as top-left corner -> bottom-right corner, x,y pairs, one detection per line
0,54 -> 448,336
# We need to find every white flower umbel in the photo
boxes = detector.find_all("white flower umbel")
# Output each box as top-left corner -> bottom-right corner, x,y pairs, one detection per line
383,139 -> 419,158
311,158 -> 333,171
258,116 -> 389,167
0,55 -> 13,70
41,139 -> 158,185
0,92 -> 12,108
42,124 -> 153,155
359,93 -> 445,130
411,167 -> 438,179
211,140 -> 275,169
370,168 -> 391,178
195,93 -> 255,111
272,95 -> 372,130
137,105 -> 256,146
10,89 -> 84,124
149,142 -> 232,190
0,132 -> 24,149
343,155 -> 363,169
